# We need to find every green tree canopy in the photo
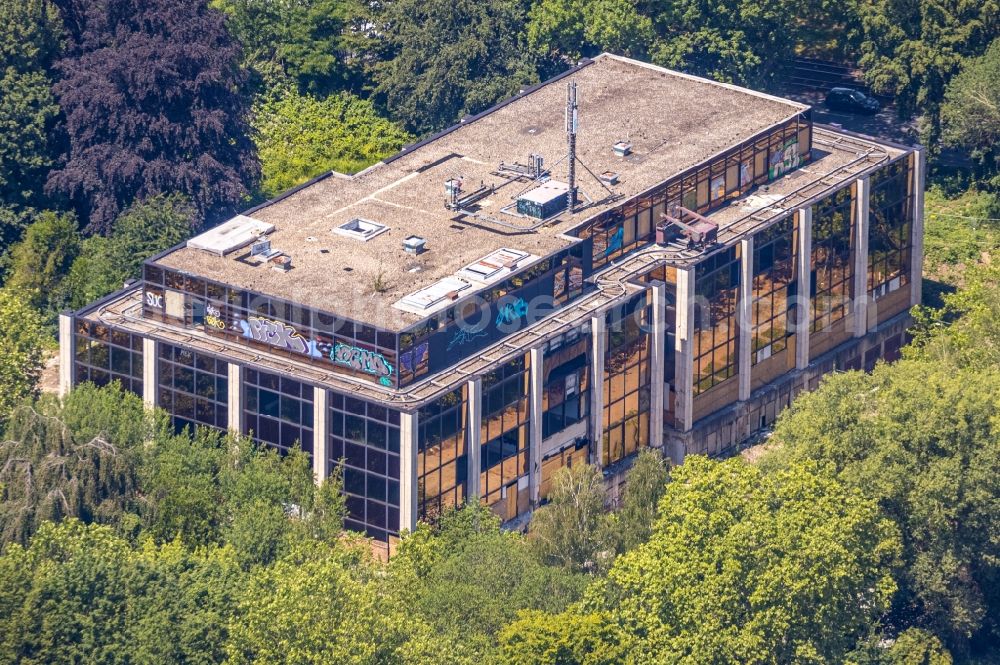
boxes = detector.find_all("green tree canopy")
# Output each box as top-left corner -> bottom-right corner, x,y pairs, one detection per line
941,38 -> 1000,192
252,89 -> 412,198
4,210 -> 79,317
0,0 -> 63,252
528,463 -> 612,574
858,0 -> 1000,150
608,448 -> 668,554
366,0 -> 539,135
0,288 -> 47,428
66,194 -> 197,308
764,353 -> 1000,652
527,0 -> 654,70
587,456 -> 900,662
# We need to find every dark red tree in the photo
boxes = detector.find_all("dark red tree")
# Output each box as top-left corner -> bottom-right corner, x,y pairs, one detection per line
47,0 -> 260,233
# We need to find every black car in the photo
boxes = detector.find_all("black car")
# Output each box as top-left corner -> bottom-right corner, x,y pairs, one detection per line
825,87 -> 881,114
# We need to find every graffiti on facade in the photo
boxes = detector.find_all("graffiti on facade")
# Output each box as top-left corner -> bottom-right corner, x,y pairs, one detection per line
204,303 -> 226,330
604,226 -> 624,256
240,316 -> 322,358
332,343 -> 394,385
400,342 -> 429,374
145,291 -> 163,308
447,328 -> 486,351
495,297 -> 529,327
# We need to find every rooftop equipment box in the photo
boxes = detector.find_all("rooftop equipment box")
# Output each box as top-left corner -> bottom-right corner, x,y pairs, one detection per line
517,180 -> 569,219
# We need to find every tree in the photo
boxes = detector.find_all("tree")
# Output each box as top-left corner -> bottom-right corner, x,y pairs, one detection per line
366,0 -> 539,136
0,520 -> 246,664
212,0 -> 365,94
0,383 -> 155,546
252,89 -> 412,198
609,448 -> 668,554
526,0 -> 654,70
0,0 -> 64,252
645,0 -> 799,86
225,543 -> 407,664
47,0 -> 260,232
66,194 -> 197,308
387,504 -> 588,662
941,38 -> 1000,192
499,610 -> 627,665
764,356 -> 1000,653
586,456 -> 900,662
529,463 -> 612,573
857,0 -> 999,151
4,210 -> 79,316
0,289 -> 47,428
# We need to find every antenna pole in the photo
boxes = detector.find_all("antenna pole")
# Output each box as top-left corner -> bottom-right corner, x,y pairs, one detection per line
565,82 -> 578,216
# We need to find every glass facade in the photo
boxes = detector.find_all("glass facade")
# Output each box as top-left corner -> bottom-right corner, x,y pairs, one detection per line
328,393 -> 401,542
868,158 -> 913,297
693,247 -> 740,395
603,292 -> 651,466
751,217 -> 797,364
142,264 -> 399,388
541,329 -> 590,440
73,320 -> 144,396
810,187 -> 855,332
417,387 -> 467,522
242,369 -> 314,455
576,113 -> 811,271
157,344 -> 228,433
480,356 -> 531,521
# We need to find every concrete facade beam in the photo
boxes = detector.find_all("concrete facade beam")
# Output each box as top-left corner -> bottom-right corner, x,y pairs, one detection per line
529,347 -> 543,505
142,337 -> 158,411
795,206 -> 813,370
590,315 -> 606,467
853,177 -> 871,337
911,148 -> 926,307
227,363 -> 243,433
58,313 -> 74,398
466,377 -> 482,501
674,267 -> 695,434
738,237 -> 754,402
312,387 -> 329,484
399,411 -> 419,533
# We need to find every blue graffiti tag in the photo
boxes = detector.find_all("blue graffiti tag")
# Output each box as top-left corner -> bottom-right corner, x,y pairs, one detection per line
495,297 -> 529,327
331,342 -> 394,383
447,328 -> 486,352
604,226 -> 624,256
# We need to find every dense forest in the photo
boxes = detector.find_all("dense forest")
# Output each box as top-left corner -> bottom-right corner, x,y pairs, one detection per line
1,0 -> 999,662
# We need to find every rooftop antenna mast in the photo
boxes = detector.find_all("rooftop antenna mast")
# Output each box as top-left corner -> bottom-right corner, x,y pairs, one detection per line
565,81 -> 578,216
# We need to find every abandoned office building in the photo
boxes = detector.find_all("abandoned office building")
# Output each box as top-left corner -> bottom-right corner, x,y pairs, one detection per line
60,54 -> 924,548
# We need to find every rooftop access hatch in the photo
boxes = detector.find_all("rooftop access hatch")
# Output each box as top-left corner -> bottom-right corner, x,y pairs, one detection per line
394,276 -> 473,315
456,248 -> 535,284
333,218 -> 389,242
187,215 -> 275,256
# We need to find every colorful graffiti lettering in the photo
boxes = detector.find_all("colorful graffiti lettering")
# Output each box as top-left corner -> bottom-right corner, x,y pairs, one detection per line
332,343 -> 394,385
447,328 -> 486,352
205,315 -> 226,330
495,297 -> 529,327
240,317 -> 322,358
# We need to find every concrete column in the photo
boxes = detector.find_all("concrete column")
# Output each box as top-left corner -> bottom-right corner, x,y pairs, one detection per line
227,363 -> 243,433
674,267 -> 695,432
853,177 -> 871,337
312,387 -> 329,484
466,377 -> 482,500
649,282 -> 666,450
529,347 -> 544,505
910,148 -> 926,307
142,337 -> 158,410
795,206 -> 813,370
738,237 -> 754,402
58,313 -> 74,398
589,315 -> 606,467
399,410 -> 419,533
